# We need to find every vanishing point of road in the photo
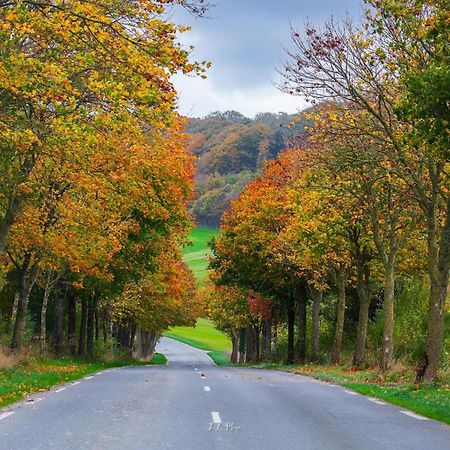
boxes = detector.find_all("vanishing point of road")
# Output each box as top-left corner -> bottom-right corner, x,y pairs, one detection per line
1,338 -> 449,450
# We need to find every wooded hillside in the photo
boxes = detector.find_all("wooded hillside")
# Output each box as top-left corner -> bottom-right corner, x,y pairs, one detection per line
187,111 -> 310,227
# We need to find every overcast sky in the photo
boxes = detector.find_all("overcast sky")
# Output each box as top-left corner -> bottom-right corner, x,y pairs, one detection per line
170,0 -> 361,118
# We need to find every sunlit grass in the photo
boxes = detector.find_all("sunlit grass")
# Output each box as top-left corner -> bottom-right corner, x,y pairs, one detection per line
183,227 -> 218,285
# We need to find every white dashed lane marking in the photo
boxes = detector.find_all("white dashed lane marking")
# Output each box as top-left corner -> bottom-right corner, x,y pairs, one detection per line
55,387 -> 66,393
72,381 -> 81,385
204,386 -> 211,392
211,412 -> 221,424
0,412 -> 14,421
85,376 -> 94,380
400,410 -> 429,421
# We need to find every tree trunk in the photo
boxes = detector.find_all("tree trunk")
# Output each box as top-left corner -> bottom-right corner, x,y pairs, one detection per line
78,298 -> 87,356
230,328 -> 239,363
238,328 -> 246,363
245,327 -> 255,363
353,291 -> 370,367
287,297 -> 295,364
11,256 -> 39,350
381,258 -> 395,371
95,310 -> 99,342
261,320 -> 271,361
40,290 -> 51,351
132,328 -> 159,361
53,291 -> 65,353
254,326 -> 261,361
310,287 -> 322,363
353,260 -> 371,367
417,197 -> 450,381
102,310 -> 108,343
296,284 -> 307,363
331,271 -> 346,365
67,294 -> 77,354
0,195 -> 22,258
272,316 -> 278,361
10,292 -> 19,323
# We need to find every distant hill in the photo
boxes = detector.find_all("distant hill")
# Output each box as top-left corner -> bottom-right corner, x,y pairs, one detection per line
187,110 -> 310,227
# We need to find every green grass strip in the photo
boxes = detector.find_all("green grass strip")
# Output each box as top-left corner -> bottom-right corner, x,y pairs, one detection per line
0,353 -> 166,409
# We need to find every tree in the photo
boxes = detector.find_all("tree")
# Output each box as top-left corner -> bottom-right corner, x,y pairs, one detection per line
281,10 -> 446,378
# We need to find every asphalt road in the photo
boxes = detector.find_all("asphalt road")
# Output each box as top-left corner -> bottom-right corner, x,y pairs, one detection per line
1,337 -> 449,450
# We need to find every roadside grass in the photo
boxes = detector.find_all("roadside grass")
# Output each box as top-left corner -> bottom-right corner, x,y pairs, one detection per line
252,362 -> 450,425
165,318 -> 231,365
182,227 -> 218,285
0,353 -> 166,409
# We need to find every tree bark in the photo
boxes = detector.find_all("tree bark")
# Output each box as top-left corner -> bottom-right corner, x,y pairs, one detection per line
132,328 -> 159,361
254,326 -> 260,361
0,195 -> 22,258
272,316 -> 278,361
238,328 -> 246,363
296,284 -> 307,363
245,327 -> 255,363
261,320 -> 271,361
417,196 -> 450,381
78,297 -> 87,356
102,310 -> 108,343
10,292 -> 19,323
310,287 -> 322,363
95,310 -> 99,342
40,289 -> 51,351
286,297 -> 295,364
353,258 -> 371,367
11,255 -> 39,350
381,258 -> 395,371
230,328 -> 239,363
331,271 -> 346,365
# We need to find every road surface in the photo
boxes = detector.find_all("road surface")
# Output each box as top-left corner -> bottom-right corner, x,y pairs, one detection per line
0,337 -> 449,449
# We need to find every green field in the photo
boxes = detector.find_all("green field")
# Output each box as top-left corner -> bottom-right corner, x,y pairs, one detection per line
182,227 -> 218,284
165,318 -> 232,365
166,318 -> 230,352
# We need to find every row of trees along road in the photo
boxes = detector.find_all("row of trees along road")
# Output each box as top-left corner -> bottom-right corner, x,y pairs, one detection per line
0,0 -> 207,359
208,0 -> 449,382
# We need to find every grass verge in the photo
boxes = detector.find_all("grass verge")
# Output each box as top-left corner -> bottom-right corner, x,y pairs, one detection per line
252,362 -> 450,425
0,352 -> 166,409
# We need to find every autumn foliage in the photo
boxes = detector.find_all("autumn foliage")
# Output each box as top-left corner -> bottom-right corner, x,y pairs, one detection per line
0,0 -> 205,360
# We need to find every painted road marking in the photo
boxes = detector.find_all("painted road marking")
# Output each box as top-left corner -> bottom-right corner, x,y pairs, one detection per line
0,412 -> 14,421
204,386 -> 211,392
194,368 -> 198,371
368,397 -> 386,405
344,390 -> 358,395
72,381 -> 81,385
211,412 -> 221,424
85,376 -> 94,380
55,387 -> 66,393
400,410 -> 429,421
